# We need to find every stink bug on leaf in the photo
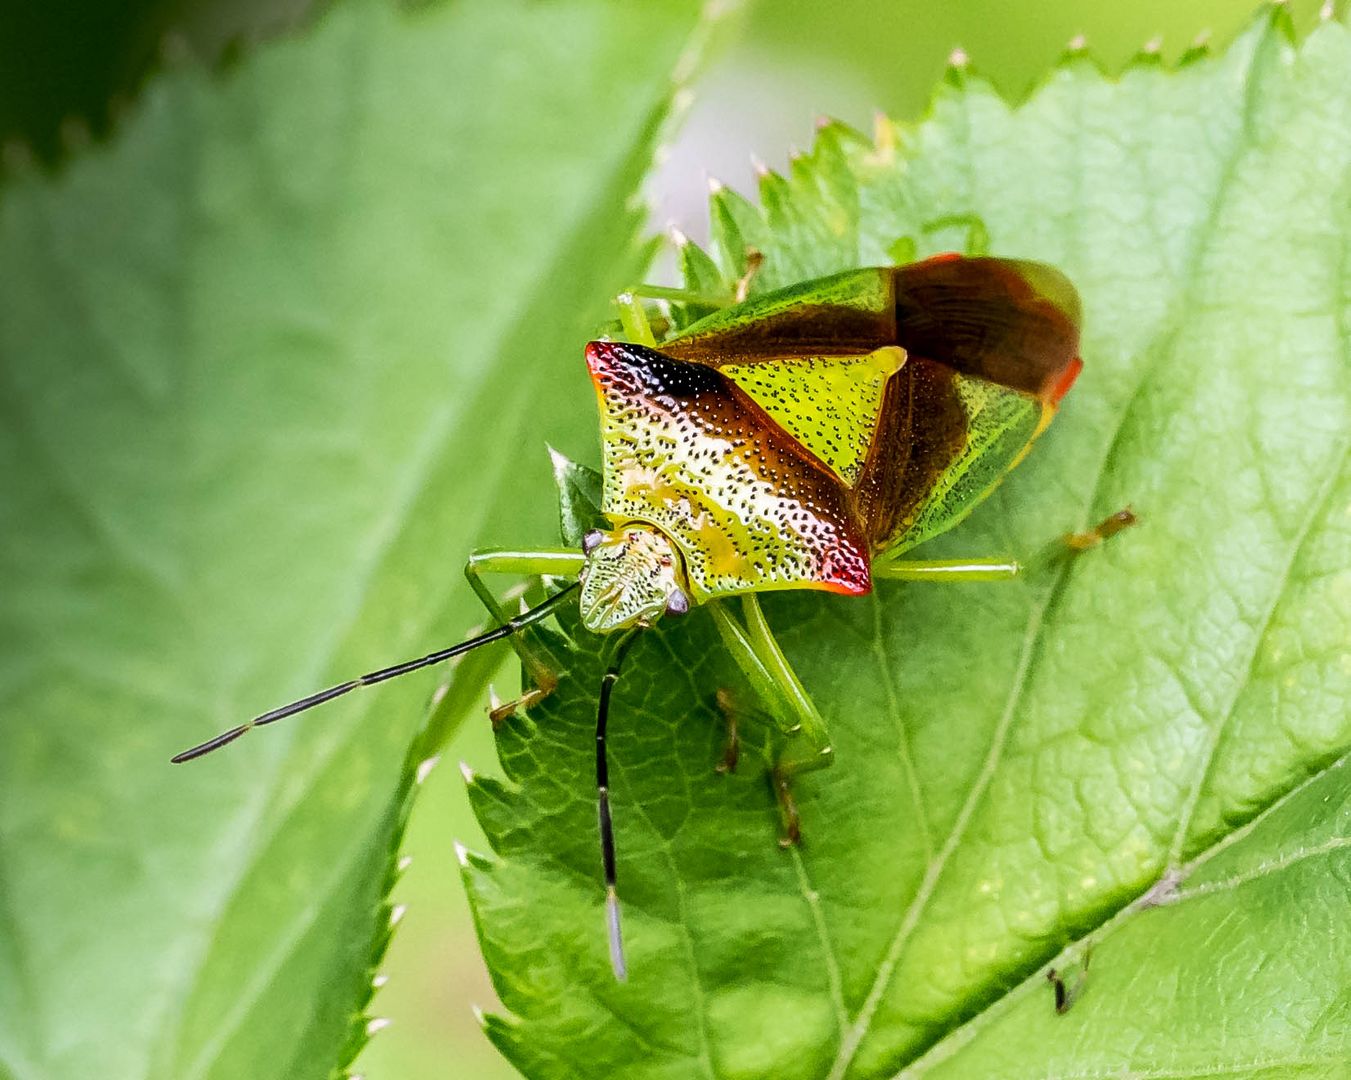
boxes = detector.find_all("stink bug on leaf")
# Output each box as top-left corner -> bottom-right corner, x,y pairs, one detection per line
174,252 -> 1114,982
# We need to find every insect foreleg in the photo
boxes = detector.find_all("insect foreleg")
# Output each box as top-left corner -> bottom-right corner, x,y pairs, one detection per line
465,548 -> 586,725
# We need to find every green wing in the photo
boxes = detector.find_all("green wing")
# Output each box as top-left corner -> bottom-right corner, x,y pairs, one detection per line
720,347 -> 905,487
660,267 -> 904,487
661,267 -> 896,363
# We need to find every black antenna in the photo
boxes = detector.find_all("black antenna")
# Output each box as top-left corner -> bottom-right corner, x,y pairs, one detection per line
596,627 -> 641,981
172,583 -> 580,764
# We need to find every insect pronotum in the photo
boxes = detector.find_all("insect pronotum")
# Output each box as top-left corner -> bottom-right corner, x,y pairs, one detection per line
175,253 -> 1099,981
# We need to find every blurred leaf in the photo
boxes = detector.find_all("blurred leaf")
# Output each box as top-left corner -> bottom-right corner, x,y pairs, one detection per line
464,7 -> 1351,1078
0,0 -> 737,1077
0,0 -> 321,167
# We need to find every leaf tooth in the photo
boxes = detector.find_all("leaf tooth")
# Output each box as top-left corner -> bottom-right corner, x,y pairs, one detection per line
414,754 -> 440,785
364,1016 -> 391,1037
757,166 -> 792,222
479,1008 -> 524,1059
1263,0 -> 1299,42
709,183 -> 766,280
455,839 -> 499,873
1180,29 -> 1212,65
480,1009 -> 523,1043
943,46 -> 971,88
1127,35 -> 1166,68
678,235 -> 726,299
466,774 -> 527,847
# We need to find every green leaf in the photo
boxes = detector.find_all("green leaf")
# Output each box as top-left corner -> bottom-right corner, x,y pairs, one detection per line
0,1 -> 736,1078
465,7 -> 1351,1078
550,448 -> 608,549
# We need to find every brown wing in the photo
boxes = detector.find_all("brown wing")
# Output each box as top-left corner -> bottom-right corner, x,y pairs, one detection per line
857,256 -> 1083,551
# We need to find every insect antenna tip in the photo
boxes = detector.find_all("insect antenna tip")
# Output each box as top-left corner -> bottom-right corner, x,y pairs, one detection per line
605,886 -> 628,982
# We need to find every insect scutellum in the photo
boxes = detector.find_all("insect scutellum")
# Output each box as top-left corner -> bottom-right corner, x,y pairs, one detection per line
173,251 -> 1126,984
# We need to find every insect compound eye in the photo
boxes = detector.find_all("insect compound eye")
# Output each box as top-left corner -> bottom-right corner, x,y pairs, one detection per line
665,588 -> 690,616
582,530 -> 604,554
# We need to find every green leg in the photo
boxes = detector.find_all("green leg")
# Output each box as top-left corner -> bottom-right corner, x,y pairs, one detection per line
889,213 -> 993,267
624,284 -> 732,310
627,242 -> 763,312
873,557 -> 1020,582
465,548 -> 586,724
627,253 -> 763,311
714,687 -> 741,774
922,212 -> 991,257
618,248 -> 760,343
875,511 -> 1136,582
708,593 -> 834,846
614,292 -> 659,347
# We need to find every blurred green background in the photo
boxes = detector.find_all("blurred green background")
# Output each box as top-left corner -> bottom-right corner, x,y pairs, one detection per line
0,1 -> 1322,1077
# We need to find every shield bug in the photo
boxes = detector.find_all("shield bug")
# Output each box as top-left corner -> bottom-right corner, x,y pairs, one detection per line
174,252 -> 1102,981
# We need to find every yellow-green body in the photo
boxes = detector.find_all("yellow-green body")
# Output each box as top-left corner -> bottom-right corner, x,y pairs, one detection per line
580,256 -> 1082,632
